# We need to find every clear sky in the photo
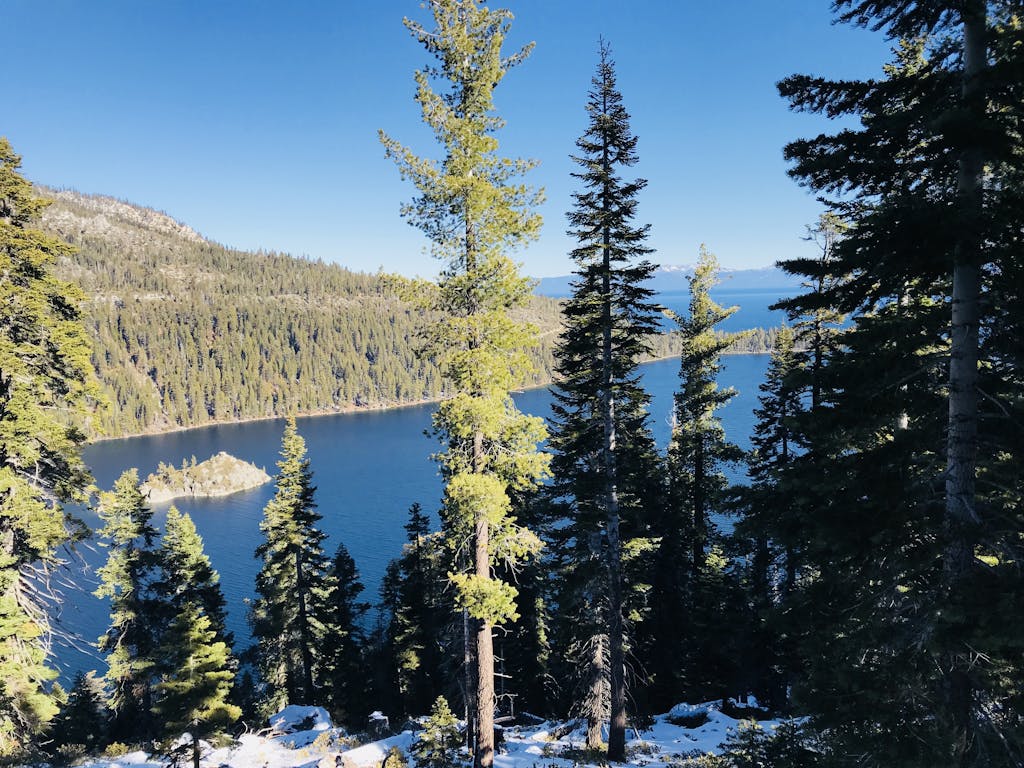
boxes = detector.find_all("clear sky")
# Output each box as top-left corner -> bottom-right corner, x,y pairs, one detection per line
6,1 -> 893,278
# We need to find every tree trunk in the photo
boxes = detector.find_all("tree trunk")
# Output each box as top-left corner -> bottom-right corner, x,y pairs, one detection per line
599,124 -> 627,760
464,608 -> 476,752
585,635 -> 605,749
472,428 -> 495,768
944,4 -> 986,764
474,517 -> 495,768
692,439 -> 706,579
295,547 -> 315,705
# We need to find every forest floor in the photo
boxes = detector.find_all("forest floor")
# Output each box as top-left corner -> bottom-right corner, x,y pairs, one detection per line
72,700 -> 782,768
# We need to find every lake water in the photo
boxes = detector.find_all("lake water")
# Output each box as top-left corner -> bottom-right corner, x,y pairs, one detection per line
54,354 -> 769,679
658,288 -> 790,332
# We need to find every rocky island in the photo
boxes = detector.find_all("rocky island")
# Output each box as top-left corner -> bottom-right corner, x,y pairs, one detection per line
141,451 -> 271,504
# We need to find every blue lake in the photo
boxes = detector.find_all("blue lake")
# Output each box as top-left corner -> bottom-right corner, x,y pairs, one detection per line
54,354 -> 769,679
658,288 -> 790,333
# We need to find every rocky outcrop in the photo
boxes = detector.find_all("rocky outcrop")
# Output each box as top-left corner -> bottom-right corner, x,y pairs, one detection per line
141,451 -> 271,504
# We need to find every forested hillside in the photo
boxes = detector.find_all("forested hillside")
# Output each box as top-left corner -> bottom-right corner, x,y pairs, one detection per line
41,189 -> 566,437
42,189 -> 775,438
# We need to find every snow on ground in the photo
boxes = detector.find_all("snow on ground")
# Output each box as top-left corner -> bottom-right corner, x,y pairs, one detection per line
74,700 -> 780,768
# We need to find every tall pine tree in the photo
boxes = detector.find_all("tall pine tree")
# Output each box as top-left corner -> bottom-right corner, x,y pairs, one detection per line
0,138 -> 99,755
649,247 -> 744,705
547,40 -> 660,759
157,506 -> 232,649
734,325 -> 802,710
250,417 -> 331,710
95,468 -> 161,742
380,3 -> 549,765
154,601 -> 240,768
320,541 -> 370,727
777,3 -> 1024,762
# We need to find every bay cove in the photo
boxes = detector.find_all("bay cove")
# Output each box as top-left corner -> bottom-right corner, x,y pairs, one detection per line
55,354 -> 769,680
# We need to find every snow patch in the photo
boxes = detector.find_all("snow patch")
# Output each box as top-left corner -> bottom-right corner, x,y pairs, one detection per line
270,704 -> 334,734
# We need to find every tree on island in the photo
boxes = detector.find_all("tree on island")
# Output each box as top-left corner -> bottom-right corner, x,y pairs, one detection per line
380,2 -> 549,765
547,40 -> 661,758
0,137 -> 100,757
250,417 -> 331,710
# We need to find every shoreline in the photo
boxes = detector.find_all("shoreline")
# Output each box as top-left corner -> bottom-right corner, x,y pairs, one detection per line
86,350 -> 768,446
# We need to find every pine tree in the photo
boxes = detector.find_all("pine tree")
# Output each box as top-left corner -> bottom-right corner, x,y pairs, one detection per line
0,138 -> 99,755
47,671 -> 109,757
734,325 -> 801,709
649,247 -> 744,705
250,417 -> 331,710
547,40 -> 660,758
387,503 -> 448,718
154,601 -> 240,768
95,468 -> 161,742
157,506 -> 232,648
320,541 -> 370,727
412,696 -> 464,768
777,4 -> 1024,762
380,3 -> 548,766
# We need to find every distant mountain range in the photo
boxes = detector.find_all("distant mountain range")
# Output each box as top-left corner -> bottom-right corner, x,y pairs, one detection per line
536,265 -> 802,298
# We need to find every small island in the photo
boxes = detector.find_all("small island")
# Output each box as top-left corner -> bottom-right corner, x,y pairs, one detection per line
141,451 -> 271,504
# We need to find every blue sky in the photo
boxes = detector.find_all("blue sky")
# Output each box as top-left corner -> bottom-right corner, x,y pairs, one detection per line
6,1 -> 893,278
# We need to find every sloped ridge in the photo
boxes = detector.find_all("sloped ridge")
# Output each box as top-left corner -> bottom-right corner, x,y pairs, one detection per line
41,187 -> 207,247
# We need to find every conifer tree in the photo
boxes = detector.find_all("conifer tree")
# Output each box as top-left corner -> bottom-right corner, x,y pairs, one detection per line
649,247 -> 744,705
157,506 -> 232,648
47,671 -> 109,757
412,696 -> 463,768
0,138 -> 99,755
154,601 -> 240,768
381,3 -> 548,766
95,468 -> 160,742
250,417 -> 331,709
735,325 -> 801,709
777,4 -> 1024,762
320,541 -> 370,726
547,40 -> 660,758
387,503 -> 448,718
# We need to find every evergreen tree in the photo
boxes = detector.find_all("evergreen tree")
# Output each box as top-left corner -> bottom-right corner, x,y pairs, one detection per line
387,503 -> 449,718
649,247 -> 744,705
734,325 -> 802,709
547,40 -> 660,758
381,3 -> 549,766
157,506 -> 232,648
320,541 -> 370,727
0,138 -> 99,755
777,4 -> 1024,762
250,417 -> 331,710
47,671 -> 109,757
95,468 -> 160,742
154,601 -> 240,768
412,696 -> 464,768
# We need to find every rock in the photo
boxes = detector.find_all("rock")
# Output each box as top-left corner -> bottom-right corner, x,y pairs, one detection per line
141,451 -> 271,503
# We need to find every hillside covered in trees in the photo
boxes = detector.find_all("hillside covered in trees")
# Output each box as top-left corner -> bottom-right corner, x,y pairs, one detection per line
42,189 -> 776,438
41,188 -> 561,437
